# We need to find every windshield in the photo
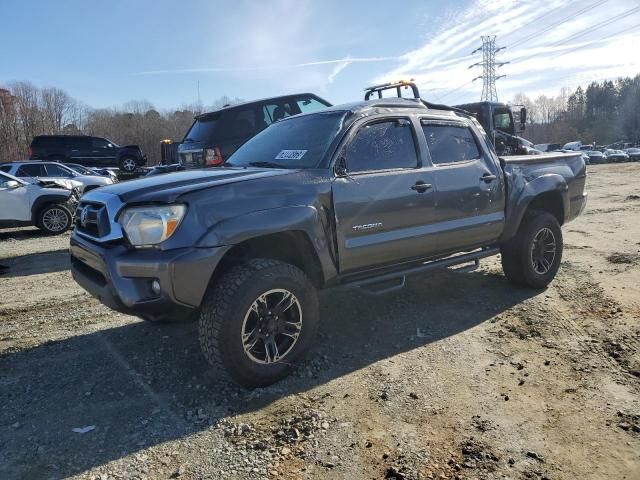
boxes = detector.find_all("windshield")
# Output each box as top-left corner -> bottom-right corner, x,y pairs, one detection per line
493,109 -> 513,133
183,115 -> 219,143
226,111 -> 347,169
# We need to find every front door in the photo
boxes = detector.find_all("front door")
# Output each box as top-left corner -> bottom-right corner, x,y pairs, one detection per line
420,121 -> 505,254
332,118 -> 437,273
0,173 -> 30,221
90,138 -> 118,167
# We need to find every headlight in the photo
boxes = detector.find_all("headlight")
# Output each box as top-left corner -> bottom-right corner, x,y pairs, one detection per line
119,204 -> 186,247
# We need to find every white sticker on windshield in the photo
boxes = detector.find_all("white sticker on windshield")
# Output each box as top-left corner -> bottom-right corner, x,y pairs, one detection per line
275,149 -> 307,160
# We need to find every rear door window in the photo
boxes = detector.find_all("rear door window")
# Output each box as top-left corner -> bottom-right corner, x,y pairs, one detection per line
16,164 -> 46,177
230,107 -> 258,137
71,137 -> 91,151
421,124 -> 481,165
44,164 -> 74,178
346,120 -> 418,173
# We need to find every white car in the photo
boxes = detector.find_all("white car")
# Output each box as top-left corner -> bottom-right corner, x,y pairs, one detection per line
0,161 -> 114,193
0,170 -> 78,234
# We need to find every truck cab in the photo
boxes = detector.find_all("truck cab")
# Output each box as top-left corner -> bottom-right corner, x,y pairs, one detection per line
453,101 -> 528,155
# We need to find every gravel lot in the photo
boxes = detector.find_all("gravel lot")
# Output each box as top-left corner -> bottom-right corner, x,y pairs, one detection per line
1,163 -> 639,480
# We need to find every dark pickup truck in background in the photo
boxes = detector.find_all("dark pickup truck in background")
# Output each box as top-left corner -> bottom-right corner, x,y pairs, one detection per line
70,94 -> 587,388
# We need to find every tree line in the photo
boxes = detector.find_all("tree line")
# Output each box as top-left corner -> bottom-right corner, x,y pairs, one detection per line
0,81 -> 241,165
2,75 -> 638,165
512,74 -> 640,146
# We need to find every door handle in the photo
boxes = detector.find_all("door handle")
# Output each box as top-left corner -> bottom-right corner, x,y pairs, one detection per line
411,181 -> 432,193
480,173 -> 497,183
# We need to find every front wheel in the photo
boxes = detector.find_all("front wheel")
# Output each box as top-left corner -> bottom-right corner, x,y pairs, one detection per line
37,204 -> 72,234
199,259 -> 319,388
119,156 -> 137,173
501,210 -> 563,289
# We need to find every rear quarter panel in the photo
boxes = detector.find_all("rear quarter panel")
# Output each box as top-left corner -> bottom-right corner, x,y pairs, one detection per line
500,152 -> 586,241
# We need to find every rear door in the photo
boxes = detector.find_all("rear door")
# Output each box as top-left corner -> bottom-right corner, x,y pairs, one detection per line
69,137 -> 93,165
332,117 -> 438,273
420,120 -> 505,254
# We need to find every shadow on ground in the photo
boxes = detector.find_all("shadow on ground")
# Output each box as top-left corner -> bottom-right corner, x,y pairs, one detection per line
0,249 -> 69,278
0,268 -> 538,479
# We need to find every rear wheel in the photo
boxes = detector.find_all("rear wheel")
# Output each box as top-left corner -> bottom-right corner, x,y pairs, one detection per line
199,259 -> 319,388
37,204 -> 72,234
501,210 -> 563,289
119,156 -> 137,172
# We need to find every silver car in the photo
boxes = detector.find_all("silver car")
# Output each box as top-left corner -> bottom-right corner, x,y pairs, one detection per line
0,161 -> 115,193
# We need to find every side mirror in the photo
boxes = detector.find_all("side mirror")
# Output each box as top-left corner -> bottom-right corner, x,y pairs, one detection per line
520,107 -> 527,129
6,180 -> 21,189
334,156 -> 349,177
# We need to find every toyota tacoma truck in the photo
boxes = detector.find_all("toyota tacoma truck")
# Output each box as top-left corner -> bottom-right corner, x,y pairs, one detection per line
70,96 -> 587,388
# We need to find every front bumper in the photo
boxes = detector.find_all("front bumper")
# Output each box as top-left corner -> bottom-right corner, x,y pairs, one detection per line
70,233 -> 227,321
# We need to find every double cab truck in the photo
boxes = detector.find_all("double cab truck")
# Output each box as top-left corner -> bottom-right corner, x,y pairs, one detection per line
70,96 -> 587,387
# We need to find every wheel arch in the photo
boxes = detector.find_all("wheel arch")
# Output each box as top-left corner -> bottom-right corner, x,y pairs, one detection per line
212,230 -> 325,290
30,193 -> 72,223
502,173 -> 569,241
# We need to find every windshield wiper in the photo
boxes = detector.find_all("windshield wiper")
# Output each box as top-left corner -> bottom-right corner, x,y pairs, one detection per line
248,161 -> 286,169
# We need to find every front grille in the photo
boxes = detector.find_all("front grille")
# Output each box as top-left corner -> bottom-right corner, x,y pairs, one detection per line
75,202 -> 111,239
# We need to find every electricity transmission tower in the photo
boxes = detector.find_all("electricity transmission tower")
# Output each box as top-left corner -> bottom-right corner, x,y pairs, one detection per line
468,36 -> 508,102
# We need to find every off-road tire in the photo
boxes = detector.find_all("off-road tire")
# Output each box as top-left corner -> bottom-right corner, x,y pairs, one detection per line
119,156 -> 137,173
501,210 -> 563,289
36,203 -> 73,234
199,259 -> 319,388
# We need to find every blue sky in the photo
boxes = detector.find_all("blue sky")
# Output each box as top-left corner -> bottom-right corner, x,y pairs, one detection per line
1,0 -> 639,110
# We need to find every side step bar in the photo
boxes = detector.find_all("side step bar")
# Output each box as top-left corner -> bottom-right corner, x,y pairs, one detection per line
344,247 -> 500,295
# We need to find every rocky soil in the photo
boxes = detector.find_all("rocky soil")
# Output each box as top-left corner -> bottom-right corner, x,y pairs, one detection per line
1,163 -> 639,479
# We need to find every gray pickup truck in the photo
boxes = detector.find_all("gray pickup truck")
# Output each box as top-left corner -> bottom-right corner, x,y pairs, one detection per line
70,97 -> 587,387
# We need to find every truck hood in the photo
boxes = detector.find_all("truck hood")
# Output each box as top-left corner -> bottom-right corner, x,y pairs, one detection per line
95,167 -> 293,203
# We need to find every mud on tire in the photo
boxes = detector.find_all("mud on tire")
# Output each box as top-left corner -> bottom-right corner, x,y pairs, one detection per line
198,259 -> 319,388
501,210 -> 563,289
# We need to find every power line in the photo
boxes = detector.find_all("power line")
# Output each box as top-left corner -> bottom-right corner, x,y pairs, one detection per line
436,2 -> 607,101
506,0 -> 608,49
509,4 -> 640,65
500,0 -> 578,45
552,5 -> 640,47
550,22 -> 640,60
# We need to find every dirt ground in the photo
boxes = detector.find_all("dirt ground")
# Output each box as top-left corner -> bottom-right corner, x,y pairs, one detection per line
1,163 -> 639,480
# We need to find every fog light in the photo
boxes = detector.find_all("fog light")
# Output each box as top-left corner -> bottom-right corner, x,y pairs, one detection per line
151,279 -> 161,295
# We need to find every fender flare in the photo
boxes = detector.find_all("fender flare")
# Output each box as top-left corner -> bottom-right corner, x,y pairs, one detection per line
502,173 -> 569,241
197,205 -> 338,284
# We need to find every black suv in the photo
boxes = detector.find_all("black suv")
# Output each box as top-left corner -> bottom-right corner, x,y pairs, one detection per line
177,93 -> 331,168
30,135 -> 146,172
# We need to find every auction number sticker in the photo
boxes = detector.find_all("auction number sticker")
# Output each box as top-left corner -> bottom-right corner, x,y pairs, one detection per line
275,149 -> 307,160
